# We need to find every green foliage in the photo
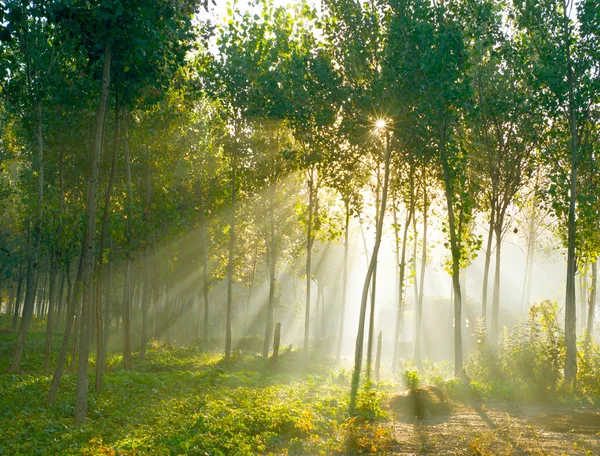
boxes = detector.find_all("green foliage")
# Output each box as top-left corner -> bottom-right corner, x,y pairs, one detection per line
402,370 -> 421,392
0,329 -> 396,455
465,301 -> 579,401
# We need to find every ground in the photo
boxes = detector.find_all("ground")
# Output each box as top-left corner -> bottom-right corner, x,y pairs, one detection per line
1,324 -> 600,455
389,401 -> 600,455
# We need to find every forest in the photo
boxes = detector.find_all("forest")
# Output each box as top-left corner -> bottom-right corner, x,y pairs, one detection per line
1,0 -> 600,454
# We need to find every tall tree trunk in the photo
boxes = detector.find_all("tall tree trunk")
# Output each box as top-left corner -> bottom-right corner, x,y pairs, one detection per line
336,201 -> 350,363
563,0 -> 578,384
490,218 -> 503,344
584,260 -> 597,354
350,130 -> 391,411
366,165 -> 381,377
47,242 -> 84,405
482,209 -> 495,322
10,102 -> 44,373
521,212 -> 536,315
263,182 -> 277,358
412,209 -> 419,366
579,268 -> 587,336
101,239 -> 113,371
304,169 -> 315,359
198,184 -> 210,342
94,102 -> 120,391
439,134 -> 464,377
140,146 -> 151,356
74,43 -> 111,425
225,152 -> 236,361
123,259 -> 132,368
415,187 -> 428,367
12,265 -> 24,330
122,106 -> 133,370
392,181 -> 414,373
43,250 -> 57,371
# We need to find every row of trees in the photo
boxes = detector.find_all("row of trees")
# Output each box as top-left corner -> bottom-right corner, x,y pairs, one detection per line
1,0 -> 599,422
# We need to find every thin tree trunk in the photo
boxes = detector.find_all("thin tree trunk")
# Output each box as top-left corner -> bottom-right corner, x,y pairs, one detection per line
47,243 -> 84,405
336,202 -> 350,363
557,0 -> 578,385
101,239 -> 113,369
94,101 -> 120,391
367,164 -> 382,378
375,330 -> 382,382
225,151 -> 236,361
12,265 -> 24,329
74,42 -> 112,425
122,106 -> 134,370
412,209 -> 419,366
44,250 -> 57,371
350,130 -> 391,411
439,134 -> 463,377
490,219 -> 503,344
199,184 -> 210,342
415,187 -> 428,367
392,185 -> 414,374
140,146 -> 151,356
123,259 -> 132,369
584,260 -> 597,354
263,182 -> 277,358
10,101 -> 44,373
482,209 -> 495,322
580,267 -> 587,335
304,170 -> 315,359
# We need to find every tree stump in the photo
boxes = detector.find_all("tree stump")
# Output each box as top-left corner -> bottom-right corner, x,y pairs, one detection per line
272,322 -> 281,366
375,330 -> 382,381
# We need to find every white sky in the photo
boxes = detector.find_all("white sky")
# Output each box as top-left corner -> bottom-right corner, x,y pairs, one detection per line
207,0 -> 320,25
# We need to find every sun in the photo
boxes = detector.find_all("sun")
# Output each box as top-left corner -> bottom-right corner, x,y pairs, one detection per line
375,119 -> 387,129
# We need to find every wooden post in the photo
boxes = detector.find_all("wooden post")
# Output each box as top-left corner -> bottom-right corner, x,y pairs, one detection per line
272,322 -> 281,366
375,330 -> 382,382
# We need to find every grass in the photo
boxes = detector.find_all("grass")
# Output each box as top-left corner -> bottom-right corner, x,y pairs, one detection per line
0,322 -> 394,455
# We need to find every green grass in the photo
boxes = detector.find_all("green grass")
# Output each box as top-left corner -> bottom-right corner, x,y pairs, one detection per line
0,325 -> 394,455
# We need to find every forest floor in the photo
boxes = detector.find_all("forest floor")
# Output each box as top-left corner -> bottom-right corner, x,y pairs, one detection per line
1,322 -> 600,455
388,400 -> 600,455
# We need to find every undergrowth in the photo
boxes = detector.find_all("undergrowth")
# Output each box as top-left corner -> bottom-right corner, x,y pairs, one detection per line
0,325 -> 393,455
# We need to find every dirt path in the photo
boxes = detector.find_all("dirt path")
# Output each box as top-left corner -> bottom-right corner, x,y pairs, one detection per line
388,401 -> 600,455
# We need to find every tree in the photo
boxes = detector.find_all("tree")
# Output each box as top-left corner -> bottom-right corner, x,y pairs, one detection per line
513,0 -> 600,383
385,0 -> 476,376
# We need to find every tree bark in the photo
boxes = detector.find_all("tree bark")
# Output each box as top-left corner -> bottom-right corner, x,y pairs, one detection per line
415,184 -> 428,366
304,168 -> 315,359
439,132 -> 463,377
350,130 -> 391,411
141,146 -> 152,356
482,209 -> 495,322
47,242 -> 84,405
11,265 -> 24,330
584,260 -> 597,354
225,149 -> 236,361
392,179 -> 414,374
367,165 -> 381,378
490,219 -> 503,344
122,106 -> 133,370
10,101 -> 44,373
43,250 -> 57,371
563,0 -> 578,383
95,107 -> 120,390
74,42 -> 111,425
336,201 -> 350,363
263,182 -> 277,358
272,322 -> 281,366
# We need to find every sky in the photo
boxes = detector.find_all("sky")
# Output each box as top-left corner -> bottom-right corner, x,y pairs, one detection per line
208,0 -> 320,24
